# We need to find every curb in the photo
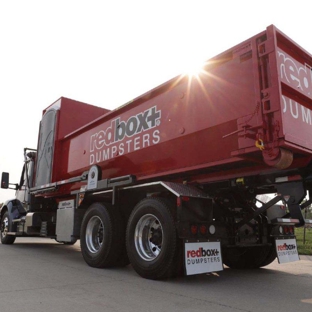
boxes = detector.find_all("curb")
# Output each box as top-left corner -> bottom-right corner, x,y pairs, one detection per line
299,255 -> 312,261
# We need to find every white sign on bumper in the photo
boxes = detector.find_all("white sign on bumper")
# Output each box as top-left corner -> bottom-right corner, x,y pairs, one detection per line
184,241 -> 223,276
275,238 -> 300,264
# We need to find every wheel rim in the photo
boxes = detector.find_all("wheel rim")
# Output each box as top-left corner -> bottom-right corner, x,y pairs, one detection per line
85,216 -> 104,253
1,216 -> 9,239
134,214 -> 163,261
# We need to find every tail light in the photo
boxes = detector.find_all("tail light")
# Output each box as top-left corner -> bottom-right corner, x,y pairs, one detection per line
190,225 -> 198,235
190,224 -> 216,236
200,225 -> 207,235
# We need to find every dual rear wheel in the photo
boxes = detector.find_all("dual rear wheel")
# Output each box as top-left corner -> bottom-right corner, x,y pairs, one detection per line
80,198 -> 182,279
80,202 -> 128,267
222,245 -> 277,269
126,198 -> 183,279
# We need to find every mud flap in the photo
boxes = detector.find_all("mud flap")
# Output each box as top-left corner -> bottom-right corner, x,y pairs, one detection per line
275,238 -> 300,264
184,240 -> 223,276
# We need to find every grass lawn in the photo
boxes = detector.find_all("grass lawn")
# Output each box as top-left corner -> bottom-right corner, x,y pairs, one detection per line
295,227 -> 312,255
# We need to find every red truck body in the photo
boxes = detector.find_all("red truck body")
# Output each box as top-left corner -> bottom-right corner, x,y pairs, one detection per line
38,25 -> 312,196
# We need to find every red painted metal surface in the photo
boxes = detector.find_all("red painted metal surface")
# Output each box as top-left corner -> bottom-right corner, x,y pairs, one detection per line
41,97 -> 110,183
37,25 -> 312,195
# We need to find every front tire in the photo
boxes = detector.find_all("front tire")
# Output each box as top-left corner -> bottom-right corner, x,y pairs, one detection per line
126,198 -> 180,280
80,202 -> 126,268
1,212 -> 16,245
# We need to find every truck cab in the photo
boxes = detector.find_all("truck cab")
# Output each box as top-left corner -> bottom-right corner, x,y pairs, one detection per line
0,149 -> 59,243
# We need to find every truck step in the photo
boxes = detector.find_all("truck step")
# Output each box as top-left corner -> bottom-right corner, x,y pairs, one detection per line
12,217 -> 26,223
6,232 -> 23,236
40,221 -> 48,237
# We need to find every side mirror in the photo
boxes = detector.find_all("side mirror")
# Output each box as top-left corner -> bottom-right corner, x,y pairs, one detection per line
1,172 -> 9,189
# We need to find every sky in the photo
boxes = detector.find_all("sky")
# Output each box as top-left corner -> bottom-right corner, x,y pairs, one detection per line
1,0 -> 312,203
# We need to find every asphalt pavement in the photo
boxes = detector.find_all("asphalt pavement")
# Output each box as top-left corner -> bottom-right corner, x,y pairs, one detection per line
0,238 -> 311,312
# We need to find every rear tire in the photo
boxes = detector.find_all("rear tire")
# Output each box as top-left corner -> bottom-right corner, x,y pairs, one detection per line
259,244 -> 277,267
222,245 -> 273,269
1,212 -> 16,245
126,198 -> 180,280
80,202 -> 126,268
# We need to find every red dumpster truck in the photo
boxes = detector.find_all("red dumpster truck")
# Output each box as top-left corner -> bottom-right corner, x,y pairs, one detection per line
1,25 -> 312,279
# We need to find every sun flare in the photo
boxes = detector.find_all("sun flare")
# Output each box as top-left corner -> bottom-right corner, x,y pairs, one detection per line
182,58 -> 207,78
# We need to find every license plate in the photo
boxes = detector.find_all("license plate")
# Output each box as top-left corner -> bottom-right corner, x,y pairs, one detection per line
184,241 -> 223,276
275,238 -> 300,264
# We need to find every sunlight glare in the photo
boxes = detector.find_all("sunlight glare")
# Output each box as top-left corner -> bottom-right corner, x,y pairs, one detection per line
182,58 -> 207,78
